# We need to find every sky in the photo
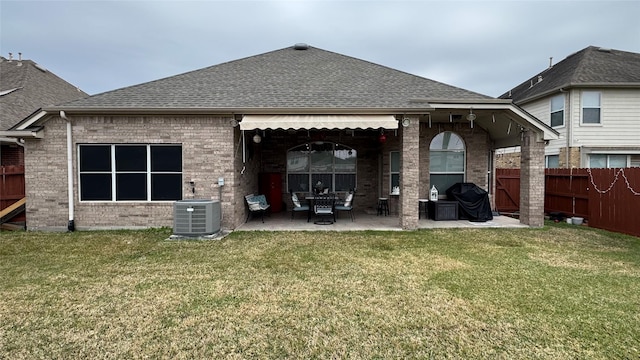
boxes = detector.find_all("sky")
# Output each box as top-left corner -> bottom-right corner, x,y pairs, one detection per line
1,0 -> 639,98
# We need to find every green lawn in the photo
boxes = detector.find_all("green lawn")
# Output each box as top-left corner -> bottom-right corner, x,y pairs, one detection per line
1,223 -> 638,359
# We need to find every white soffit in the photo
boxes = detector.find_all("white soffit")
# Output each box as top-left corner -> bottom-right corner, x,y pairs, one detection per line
239,115 -> 398,130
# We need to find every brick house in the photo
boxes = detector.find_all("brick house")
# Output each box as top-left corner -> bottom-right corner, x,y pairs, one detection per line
1,44 -> 557,231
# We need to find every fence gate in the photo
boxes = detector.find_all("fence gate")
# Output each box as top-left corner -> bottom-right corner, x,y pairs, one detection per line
495,169 -> 520,214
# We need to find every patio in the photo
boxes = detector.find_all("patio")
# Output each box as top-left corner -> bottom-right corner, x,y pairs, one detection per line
237,210 -> 526,231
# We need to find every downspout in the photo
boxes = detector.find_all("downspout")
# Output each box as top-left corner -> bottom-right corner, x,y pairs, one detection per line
60,111 -> 75,231
564,89 -> 571,167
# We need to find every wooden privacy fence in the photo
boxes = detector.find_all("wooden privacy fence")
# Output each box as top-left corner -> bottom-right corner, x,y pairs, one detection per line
1,165 -> 26,223
495,168 -> 640,237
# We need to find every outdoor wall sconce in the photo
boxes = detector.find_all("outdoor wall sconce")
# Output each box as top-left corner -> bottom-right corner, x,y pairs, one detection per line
401,118 -> 411,127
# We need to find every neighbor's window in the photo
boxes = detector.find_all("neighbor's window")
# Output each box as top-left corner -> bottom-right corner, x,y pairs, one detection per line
429,131 -> 465,194
550,94 -> 564,127
589,154 -> 628,168
287,142 -> 356,193
546,155 -> 560,168
582,91 -> 601,124
390,151 -> 400,193
79,144 -> 182,201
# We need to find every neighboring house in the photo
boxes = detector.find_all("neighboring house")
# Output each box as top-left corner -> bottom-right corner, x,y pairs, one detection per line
1,54 -> 88,164
0,53 -> 87,227
499,46 -> 640,169
1,44 -> 557,231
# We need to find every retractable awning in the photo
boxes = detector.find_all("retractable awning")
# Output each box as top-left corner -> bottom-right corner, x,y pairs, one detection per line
239,115 -> 398,130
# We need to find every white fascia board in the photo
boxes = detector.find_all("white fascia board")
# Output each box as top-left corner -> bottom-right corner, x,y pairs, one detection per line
428,102 -> 559,141
13,110 -> 48,130
0,129 -> 44,139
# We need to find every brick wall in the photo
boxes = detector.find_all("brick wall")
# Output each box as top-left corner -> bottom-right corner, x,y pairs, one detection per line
24,115 -> 239,231
400,116 -> 419,229
0,144 -> 24,166
519,129 -> 545,227
558,146 -> 581,168
24,115 -> 496,231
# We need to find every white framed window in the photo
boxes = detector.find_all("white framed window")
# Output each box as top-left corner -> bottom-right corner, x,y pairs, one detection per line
581,91 -> 601,124
429,131 -> 465,194
390,151 -> 400,194
589,154 -> 628,168
546,155 -> 560,168
550,94 -> 564,127
78,144 -> 182,201
287,142 -> 356,193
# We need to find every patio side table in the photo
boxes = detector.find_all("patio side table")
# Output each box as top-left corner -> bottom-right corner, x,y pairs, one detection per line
418,199 -> 429,219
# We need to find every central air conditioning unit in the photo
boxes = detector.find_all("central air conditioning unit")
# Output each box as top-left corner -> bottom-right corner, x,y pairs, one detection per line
173,199 -> 221,236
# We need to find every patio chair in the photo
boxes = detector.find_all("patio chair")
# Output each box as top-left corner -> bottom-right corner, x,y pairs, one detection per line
335,190 -> 355,221
313,193 -> 335,225
290,190 -> 310,221
245,194 -> 270,223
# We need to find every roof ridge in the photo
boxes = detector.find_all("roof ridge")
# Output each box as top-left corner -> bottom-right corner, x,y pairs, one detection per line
566,46 -> 595,84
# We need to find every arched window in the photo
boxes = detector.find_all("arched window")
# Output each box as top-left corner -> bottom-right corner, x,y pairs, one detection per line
429,131 -> 465,194
287,142 -> 356,193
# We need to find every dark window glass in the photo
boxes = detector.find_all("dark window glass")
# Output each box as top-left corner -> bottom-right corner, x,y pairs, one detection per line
80,145 -> 111,172
80,174 -> 112,200
335,174 -> 356,191
583,108 -> 600,124
288,174 -> 309,192
391,174 -> 400,189
151,146 -> 182,172
430,174 -> 464,194
115,146 -> 147,171
116,173 -> 146,200
152,174 -> 182,200
550,110 -> 564,127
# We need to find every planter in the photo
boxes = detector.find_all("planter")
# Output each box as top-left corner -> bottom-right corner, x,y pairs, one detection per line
572,217 -> 584,225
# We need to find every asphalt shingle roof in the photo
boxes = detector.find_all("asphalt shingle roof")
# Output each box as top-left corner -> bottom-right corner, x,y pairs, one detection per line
60,45 -> 491,111
0,57 -> 88,130
500,46 -> 640,104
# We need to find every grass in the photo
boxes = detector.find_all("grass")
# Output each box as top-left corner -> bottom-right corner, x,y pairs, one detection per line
1,223 -> 639,359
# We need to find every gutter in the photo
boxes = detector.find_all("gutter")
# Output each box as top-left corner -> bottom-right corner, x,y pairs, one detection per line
59,111 -> 75,232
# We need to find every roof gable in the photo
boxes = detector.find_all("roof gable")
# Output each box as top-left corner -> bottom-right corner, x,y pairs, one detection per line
59,45 -> 491,111
0,56 -> 88,130
500,46 -> 640,104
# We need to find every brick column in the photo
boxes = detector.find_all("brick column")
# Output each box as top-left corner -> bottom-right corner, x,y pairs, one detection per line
519,129 -> 545,227
400,116 -> 419,230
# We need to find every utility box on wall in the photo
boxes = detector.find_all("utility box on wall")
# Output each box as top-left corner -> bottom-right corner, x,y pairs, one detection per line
173,199 -> 221,236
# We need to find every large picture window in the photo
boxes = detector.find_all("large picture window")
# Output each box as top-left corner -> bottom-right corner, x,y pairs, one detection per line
287,142 -> 356,193
79,144 -> 182,201
429,132 -> 465,194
